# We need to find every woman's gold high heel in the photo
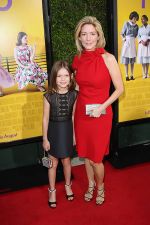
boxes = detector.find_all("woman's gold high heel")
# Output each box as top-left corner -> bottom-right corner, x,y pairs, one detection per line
96,183 -> 104,205
84,182 -> 95,202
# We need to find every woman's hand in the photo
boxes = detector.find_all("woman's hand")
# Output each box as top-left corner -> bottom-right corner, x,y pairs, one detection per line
25,65 -> 30,69
91,105 -> 105,118
43,139 -> 50,151
141,40 -> 147,46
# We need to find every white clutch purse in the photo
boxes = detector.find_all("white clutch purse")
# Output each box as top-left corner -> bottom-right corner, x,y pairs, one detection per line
85,104 -> 106,116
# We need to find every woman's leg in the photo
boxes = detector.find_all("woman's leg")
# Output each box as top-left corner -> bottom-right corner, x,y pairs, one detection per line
85,158 -> 95,186
146,63 -> 149,77
142,64 -> 146,78
130,63 -> 135,80
37,86 -> 46,92
48,156 -> 58,206
61,157 -> 74,200
91,161 -> 105,205
0,86 -> 3,96
84,159 -> 95,201
124,64 -> 129,80
91,161 -> 104,188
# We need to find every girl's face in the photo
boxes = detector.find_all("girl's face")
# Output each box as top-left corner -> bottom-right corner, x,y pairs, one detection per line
131,17 -> 137,24
21,35 -> 28,45
79,24 -> 99,51
56,67 -> 70,91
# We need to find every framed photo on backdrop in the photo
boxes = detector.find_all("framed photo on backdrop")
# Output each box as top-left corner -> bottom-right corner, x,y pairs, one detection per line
107,0 -> 150,167
116,0 -> 150,123
0,0 -> 52,145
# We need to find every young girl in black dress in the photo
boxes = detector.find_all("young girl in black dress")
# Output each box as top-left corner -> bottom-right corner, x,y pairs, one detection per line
42,61 -> 77,208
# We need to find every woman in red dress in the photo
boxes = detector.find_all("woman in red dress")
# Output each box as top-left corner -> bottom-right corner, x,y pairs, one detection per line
72,16 -> 124,205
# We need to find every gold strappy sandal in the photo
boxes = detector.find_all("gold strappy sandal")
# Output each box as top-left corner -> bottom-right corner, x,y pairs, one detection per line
84,182 -> 95,202
96,183 -> 104,205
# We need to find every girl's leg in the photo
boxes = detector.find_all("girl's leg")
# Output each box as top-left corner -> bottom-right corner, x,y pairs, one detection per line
124,64 -> 129,81
84,158 -> 95,201
130,63 -> 135,80
61,157 -> 74,200
48,156 -> 58,207
142,64 -> 146,78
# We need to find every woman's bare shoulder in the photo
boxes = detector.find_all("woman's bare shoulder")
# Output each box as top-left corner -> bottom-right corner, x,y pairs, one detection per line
103,52 -> 116,62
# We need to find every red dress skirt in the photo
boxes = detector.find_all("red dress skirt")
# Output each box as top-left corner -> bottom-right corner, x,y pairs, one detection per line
72,48 -> 113,163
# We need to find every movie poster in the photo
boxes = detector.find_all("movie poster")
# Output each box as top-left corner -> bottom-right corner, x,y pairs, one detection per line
0,0 -> 49,143
117,0 -> 150,122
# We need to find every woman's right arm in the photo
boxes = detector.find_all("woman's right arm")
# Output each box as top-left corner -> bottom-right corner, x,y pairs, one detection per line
121,22 -> 127,41
42,97 -> 50,151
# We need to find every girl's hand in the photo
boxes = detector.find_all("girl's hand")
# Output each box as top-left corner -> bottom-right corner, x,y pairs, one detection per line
91,105 -> 105,118
43,139 -> 50,151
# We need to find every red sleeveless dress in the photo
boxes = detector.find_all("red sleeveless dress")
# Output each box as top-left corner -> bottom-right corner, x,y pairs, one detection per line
72,48 -> 113,163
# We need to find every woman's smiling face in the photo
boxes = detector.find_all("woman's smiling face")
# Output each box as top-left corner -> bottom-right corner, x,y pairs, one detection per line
79,24 -> 99,51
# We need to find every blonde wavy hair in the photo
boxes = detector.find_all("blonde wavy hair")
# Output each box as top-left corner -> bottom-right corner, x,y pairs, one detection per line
75,16 -> 106,53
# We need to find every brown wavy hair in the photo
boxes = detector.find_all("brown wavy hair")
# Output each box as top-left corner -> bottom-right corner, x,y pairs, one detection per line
16,32 -> 27,46
48,61 -> 76,93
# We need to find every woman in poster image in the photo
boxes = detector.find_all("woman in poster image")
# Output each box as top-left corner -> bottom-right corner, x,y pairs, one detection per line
14,32 -> 47,91
72,16 -> 124,205
0,54 -> 15,96
121,11 -> 139,81
137,15 -> 150,79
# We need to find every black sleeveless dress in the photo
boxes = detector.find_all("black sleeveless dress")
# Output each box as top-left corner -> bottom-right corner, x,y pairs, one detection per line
44,90 -> 77,158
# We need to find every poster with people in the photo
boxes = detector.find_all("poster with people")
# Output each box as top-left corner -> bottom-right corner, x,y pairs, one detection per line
0,0 -> 49,143
117,0 -> 150,122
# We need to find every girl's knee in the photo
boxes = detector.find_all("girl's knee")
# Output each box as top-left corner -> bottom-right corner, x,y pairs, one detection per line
61,157 -> 71,166
51,157 -> 58,168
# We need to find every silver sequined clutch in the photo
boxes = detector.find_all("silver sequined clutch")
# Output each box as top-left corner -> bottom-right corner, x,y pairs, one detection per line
86,104 -> 106,116
42,151 -> 53,169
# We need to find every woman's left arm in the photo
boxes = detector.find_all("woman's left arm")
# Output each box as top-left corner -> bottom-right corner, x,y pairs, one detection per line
103,53 -> 124,108
92,53 -> 124,117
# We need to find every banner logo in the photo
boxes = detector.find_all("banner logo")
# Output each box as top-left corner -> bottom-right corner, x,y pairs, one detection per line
0,0 -> 12,11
